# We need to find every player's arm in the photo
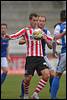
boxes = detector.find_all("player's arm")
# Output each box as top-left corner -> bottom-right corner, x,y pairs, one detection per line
6,46 -> 11,63
6,54 -> 11,63
54,31 -> 66,40
53,24 -> 66,41
19,36 -> 26,45
42,34 -> 53,49
5,28 -> 26,40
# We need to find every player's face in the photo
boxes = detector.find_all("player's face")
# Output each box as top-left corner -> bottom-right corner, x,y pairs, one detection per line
30,16 -> 38,28
1,25 -> 7,35
38,16 -> 46,29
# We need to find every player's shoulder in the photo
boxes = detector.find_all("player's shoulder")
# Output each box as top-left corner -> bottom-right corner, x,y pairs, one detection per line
1,37 -> 9,41
54,23 -> 61,29
43,28 -> 47,33
61,21 -> 66,27
25,25 -> 32,30
18,25 -> 30,31
62,21 -> 66,25
43,28 -> 51,35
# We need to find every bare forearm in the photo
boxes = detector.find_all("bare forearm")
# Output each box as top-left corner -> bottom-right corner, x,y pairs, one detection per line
54,32 -> 66,40
42,35 -> 52,49
5,28 -> 26,40
46,40 -> 52,49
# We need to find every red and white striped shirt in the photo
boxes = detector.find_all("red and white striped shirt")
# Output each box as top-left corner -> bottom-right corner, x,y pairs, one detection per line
10,26 -> 43,57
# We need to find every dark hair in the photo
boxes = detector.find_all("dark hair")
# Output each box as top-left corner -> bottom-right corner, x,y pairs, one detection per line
29,13 -> 38,20
1,23 -> 7,28
60,10 -> 66,21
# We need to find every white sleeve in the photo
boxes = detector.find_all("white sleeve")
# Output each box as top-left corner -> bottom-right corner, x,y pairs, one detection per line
54,25 -> 60,35
63,28 -> 66,32
47,30 -> 51,36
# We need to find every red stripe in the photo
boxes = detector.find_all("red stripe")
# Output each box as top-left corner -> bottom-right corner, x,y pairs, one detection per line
37,86 -> 43,90
25,30 -> 29,55
31,41 -> 34,56
29,28 -> 34,56
38,83 -> 45,87
39,41 -> 41,56
27,41 -> 29,56
47,36 -> 52,41
30,28 -> 32,35
36,41 -> 38,56
40,79 -> 47,84
11,29 -> 26,39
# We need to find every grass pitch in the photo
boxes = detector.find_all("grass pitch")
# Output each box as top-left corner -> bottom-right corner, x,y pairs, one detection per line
1,74 -> 66,99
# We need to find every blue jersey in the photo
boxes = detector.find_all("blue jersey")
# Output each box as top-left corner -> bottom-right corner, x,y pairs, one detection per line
1,37 -> 9,57
41,29 -> 49,56
60,21 -> 66,53
54,21 -> 66,53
